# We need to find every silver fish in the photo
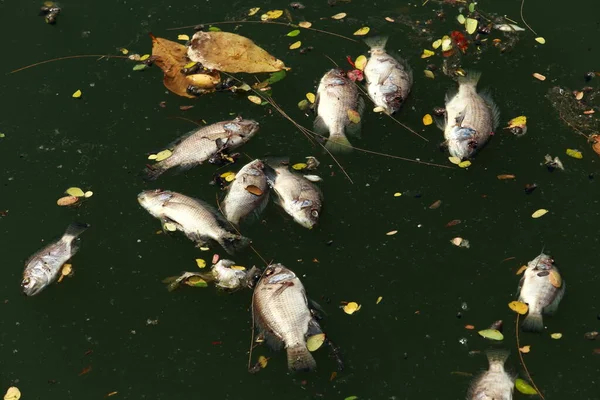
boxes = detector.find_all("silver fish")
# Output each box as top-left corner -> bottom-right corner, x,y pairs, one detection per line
143,117 -> 259,180
221,159 -> 269,226
518,253 -> 565,332
314,68 -> 365,153
138,190 -> 250,254
467,350 -> 514,400
22,222 -> 89,296
266,161 -> 322,229
442,71 -> 500,160
165,261 -> 259,291
363,36 -> 412,115
253,263 -> 322,371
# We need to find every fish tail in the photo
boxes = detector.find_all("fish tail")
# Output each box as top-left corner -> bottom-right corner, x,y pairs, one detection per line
457,70 -> 482,88
62,222 -> 90,242
521,312 -> 544,332
218,233 -> 251,255
287,344 -> 317,372
325,132 -> 353,153
142,164 -> 167,181
364,35 -> 389,51
485,349 -> 509,366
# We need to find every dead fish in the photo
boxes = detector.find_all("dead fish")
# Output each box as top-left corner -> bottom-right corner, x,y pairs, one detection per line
221,159 -> 269,226
467,350 -> 514,400
22,222 -> 89,296
166,261 -> 259,291
494,24 -> 525,32
266,161 -> 322,229
314,68 -> 364,153
441,70 -> 500,160
363,36 -> 412,115
518,253 -> 565,332
253,263 -> 323,371
143,117 -> 259,180
138,190 -> 250,254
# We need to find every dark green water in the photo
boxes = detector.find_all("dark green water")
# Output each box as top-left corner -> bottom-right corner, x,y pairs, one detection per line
1,0 -> 599,399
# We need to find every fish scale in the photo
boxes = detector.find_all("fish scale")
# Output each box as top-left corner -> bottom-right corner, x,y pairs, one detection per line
222,159 -> 269,226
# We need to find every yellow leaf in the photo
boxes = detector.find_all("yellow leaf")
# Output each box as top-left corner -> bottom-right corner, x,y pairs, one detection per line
531,209 -> 548,218
393,192 -> 402,197
177,34 -> 190,41
258,355 -> 268,368
458,160 -> 472,168
465,18 -> 478,34
376,296 -> 383,304
456,14 -> 466,24
66,187 -> 85,197
140,54 -> 150,61
196,259 -> 206,268
248,7 -> 260,16
353,27 -> 370,36
441,35 -> 452,52
347,109 -> 361,124
386,230 -> 398,236
354,55 -> 367,71
155,149 -> 173,162
331,12 -> 347,20
424,70 -> 435,79
535,37 -> 546,44
549,270 -> 562,288
164,222 -> 177,232
516,265 -> 527,275
298,21 -> 312,28
292,163 -> 307,170
478,329 -> 504,341
84,191 -> 94,198
72,89 -> 82,98
148,154 -> 157,160
306,333 -> 326,351
373,106 -> 385,113
519,345 -> 531,353
199,247 -> 210,251
261,10 -> 283,21
306,92 -> 316,103
61,263 -> 73,276
533,72 -> 546,81
432,39 -> 442,49
448,156 -> 461,165
422,114 -> 433,125
507,115 -> 527,129
220,171 -> 236,182
247,95 -> 262,105
289,41 -> 302,50
566,148 -> 583,159
385,17 -> 395,22
550,333 -> 563,339
231,265 -> 246,271
508,301 -> 529,315
343,302 -> 361,314
118,48 -> 129,55
3,387 -> 21,400
421,49 -> 435,58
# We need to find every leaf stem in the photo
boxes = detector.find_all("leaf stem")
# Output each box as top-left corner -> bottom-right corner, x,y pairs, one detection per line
515,314 -> 545,399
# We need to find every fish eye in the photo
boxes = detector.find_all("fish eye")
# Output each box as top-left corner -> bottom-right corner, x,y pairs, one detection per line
22,278 -> 30,286
265,268 -> 274,276
311,210 -> 319,218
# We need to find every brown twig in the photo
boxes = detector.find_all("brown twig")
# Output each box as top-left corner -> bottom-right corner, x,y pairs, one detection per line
515,314 -> 545,399
10,55 -> 128,74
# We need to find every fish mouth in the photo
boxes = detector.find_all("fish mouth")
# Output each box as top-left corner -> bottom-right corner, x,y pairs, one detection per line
22,281 -> 43,296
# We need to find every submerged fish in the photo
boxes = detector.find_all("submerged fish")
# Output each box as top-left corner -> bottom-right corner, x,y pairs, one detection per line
22,222 -> 89,296
518,253 -> 565,332
314,68 -> 364,153
363,36 -> 413,115
253,263 -> 323,371
138,189 -> 250,254
165,261 -> 260,291
266,161 -> 322,229
143,117 -> 259,180
221,159 -> 269,226
467,350 -> 514,400
442,71 -> 500,160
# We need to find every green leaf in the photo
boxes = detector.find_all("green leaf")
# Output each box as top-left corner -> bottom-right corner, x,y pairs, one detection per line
0,133 -> 5,138
265,70 -> 287,85
133,64 -> 148,71
465,18 -> 478,34
457,14 -> 466,24
468,2 -> 476,13
208,26 -> 221,31
344,397 -> 359,400
298,99 -> 310,111
515,378 -> 538,395
478,329 -> 504,341
286,29 -> 301,37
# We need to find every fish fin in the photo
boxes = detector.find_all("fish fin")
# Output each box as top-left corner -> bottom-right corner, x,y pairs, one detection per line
307,318 -> 323,336
434,115 -> 446,131
457,69 -> 482,87
521,312 -> 544,332
325,133 -> 353,153
62,222 -> 90,242
479,89 -> 501,130
309,299 -> 328,318
263,157 -> 289,186
171,162 -> 199,177
364,35 -> 389,51
287,343 -> 317,372
313,115 -> 329,136
543,282 -> 565,316
485,349 -> 509,366
142,164 -> 168,181
516,275 -> 526,297
444,88 -> 458,105
217,232 -> 251,255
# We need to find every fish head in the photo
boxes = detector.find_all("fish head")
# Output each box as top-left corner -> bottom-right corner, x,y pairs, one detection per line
21,271 -> 47,296
290,198 -> 321,229
223,119 -> 260,144
383,91 -> 404,115
447,126 -> 478,160
137,190 -> 171,215
322,68 -> 347,86
529,253 -> 554,271
263,263 -> 296,284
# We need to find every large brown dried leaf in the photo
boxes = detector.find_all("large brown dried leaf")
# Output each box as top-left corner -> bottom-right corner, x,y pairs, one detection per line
150,34 -> 220,98
187,31 -> 289,73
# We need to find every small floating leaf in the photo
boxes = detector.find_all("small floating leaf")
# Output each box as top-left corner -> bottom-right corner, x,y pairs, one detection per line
66,187 -> 85,197
566,148 -> 583,159
458,160 -> 471,168
516,265 -> 527,275
448,156 -> 461,165
248,7 -> 260,16
533,72 -> 546,81
84,191 -> 94,198
118,48 -> 129,55
287,29 -> 301,37
3,387 -> 21,400
148,154 -> 157,160
550,332 -> 563,339
549,270 -> 562,288
373,106 -> 385,113
298,99 -> 310,111
331,12 -> 347,20
292,163 -> 307,170
507,115 -> 527,129
185,276 -> 208,287
531,209 -> 548,218
140,54 -> 150,61
306,92 -> 316,103
72,89 -> 82,98
478,329 -> 504,341
508,301 -> 529,315
353,27 -> 370,36
155,149 -> 173,162
421,49 -> 435,58
132,64 -> 148,71
306,333 -> 326,351
519,345 -> 531,353
248,95 -> 262,105
245,185 -> 264,196
57,196 -> 79,206
429,200 -> 442,209
468,2 -> 476,12
465,18 -> 478,34
535,37 -> 546,44
441,35 -> 452,52
261,10 -> 283,21
376,296 -> 383,304
424,70 -> 435,79
386,230 -> 398,236
457,14 -> 466,24
347,109 -> 361,124
343,302 -> 361,314
289,41 -> 301,50
220,171 -> 236,182
258,355 -> 268,368
385,17 -> 394,22
497,174 -> 516,180
195,259 -> 206,268
298,21 -> 312,28
354,55 -> 367,71
393,192 -> 402,197
432,39 -> 442,49
164,222 -> 177,232
515,378 -> 538,395
177,34 -> 189,41
61,263 -> 73,276
422,114 -> 433,125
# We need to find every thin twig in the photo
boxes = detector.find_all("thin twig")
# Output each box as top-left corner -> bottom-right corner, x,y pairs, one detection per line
166,20 -> 358,43
9,55 -> 128,74
520,0 -> 538,35
515,314 -> 545,399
